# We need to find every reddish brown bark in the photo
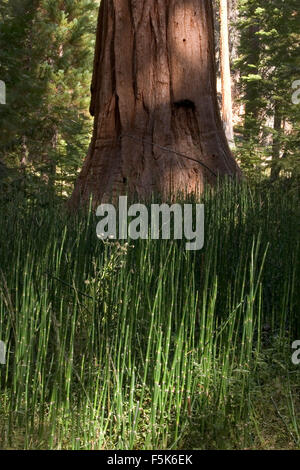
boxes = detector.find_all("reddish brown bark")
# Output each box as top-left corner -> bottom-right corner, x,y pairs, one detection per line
70,0 -> 241,206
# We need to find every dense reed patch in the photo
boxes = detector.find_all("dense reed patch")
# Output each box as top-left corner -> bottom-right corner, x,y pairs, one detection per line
0,181 -> 299,449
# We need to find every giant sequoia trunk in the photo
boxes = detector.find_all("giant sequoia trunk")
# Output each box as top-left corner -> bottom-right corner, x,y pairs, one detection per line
70,0 -> 241,206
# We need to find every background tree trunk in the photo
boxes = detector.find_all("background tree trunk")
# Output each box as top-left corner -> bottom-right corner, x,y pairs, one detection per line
242,20 -> 260,139
270,103 -> 282,180
220,0 -> 235,149
70,0 -> 241,206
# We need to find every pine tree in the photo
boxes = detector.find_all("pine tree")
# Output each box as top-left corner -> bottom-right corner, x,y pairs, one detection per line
236,0 -> 300,178
0,0 -> 98,194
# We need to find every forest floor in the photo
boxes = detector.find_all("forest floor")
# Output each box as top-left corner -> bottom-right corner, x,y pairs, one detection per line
0,180 -> 299,450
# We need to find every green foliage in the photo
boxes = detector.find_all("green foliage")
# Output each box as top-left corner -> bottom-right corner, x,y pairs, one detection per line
235,0 -> 300,178
0,182 -> 299,449
0,0 -> 98,193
